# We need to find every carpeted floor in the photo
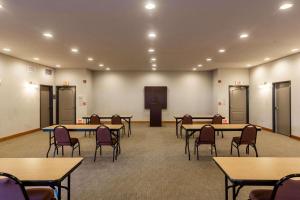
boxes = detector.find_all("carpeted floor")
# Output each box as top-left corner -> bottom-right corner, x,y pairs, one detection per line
1,123 -> 300,200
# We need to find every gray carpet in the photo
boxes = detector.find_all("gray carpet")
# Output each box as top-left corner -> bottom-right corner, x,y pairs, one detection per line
1,123 -> 300,200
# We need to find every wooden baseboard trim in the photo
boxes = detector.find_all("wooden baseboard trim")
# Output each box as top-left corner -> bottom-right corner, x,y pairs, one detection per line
291,135 -> 300,141
0,128 -> 40,142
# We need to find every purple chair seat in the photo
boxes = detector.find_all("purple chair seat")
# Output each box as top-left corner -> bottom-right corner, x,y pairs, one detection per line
97,137 -> 117,146
249,189 -> 272,200
27,188 -> 55,200
195,138 -> 213,144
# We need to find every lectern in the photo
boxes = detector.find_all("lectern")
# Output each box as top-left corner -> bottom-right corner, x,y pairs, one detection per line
144,86 -> 167,127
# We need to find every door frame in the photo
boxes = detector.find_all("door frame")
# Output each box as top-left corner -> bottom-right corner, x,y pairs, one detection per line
40,85 -> 54,128
228,85 -> 249,124
272,81 -> 291,136
56,86 -> 76,124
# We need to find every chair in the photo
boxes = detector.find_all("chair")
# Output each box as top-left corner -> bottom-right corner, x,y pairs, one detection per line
212,114 -> 224,138
249,173 -> 300,200
0,172 -> 55,200
94,125 -> 119,162
53,126 -> 81,157
194,125 -> 217,159
86,114 -> 101,137
111,114 -> 126,136
231,124 -> 258,157
180,114 -> 193,138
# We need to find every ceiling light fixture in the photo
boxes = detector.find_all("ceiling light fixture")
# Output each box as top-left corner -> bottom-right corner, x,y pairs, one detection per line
247,64 -> 252,67
279,3 -> 294,10
264,57 -> 271,61
206,58 -> 212,62
198,64 -> 203,67
148,48 -> 155,53
145,2 -> 156,10
152,64 -> 157,67
0,4 -> 3,9
218,49 -> 226,53
240,33 -> 249,39
43,32 -> 53,39
33,57 -> 40,61
193,68 -> 197,71
71,48 -> 79,53
2,48 -> 11,52
99,64 -> 104,67
55,64 -> 61,68
291,48 -> 299,52
152,67 -> 157,71
87,57 -> 94,61
151,58 -> 157,62
105,67 -> 110,71
148,32 -> 157,39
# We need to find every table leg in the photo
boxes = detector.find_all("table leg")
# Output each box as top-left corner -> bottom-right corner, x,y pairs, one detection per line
176,119 -> 179,138
118,130 -> 121,154
225,176 -> 228,200
187,130 -> 191,160
46,131 -> 53,158
57,182 -> 61,200
232,185 -> 236,200
67,175 -> 71,200
128,118 -> 132,136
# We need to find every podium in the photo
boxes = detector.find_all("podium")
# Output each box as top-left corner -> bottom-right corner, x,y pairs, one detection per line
150,103 -> 162,127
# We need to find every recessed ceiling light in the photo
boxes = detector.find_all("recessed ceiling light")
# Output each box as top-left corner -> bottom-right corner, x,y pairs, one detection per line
279,3 -> 294,10
33,57 -> 40,61
87,57 -> 94,61
43,32 -> 53,39
240,33 -> 249,39
71,48 -> 79,53
0,4 -> 3,9
193,68 -> 197,71
198,64 -> 203,67
264,57 -> 271,61
148,32 -> 157,39
206,58 -> 212,62
152,63 -> 157,67
55,64 -> 61,68
145,2 -> 156,10
99,64 -> 104,67
291,48 -> 299,52
247,64 -> 252,67
105,67 -> 110,71
152,67 -> 157,71
218,49 -> 226,53
148,48 -> 155,53
151,57 -> 157,62
2,48 -> 11,52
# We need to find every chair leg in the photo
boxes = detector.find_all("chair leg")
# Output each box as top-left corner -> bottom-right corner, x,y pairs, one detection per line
197,145 -> 199,160
237,146 -> 240,157
78,143 -> 81,156
53,146 -> 58,157
210,145 -> 213,155
246,145 -> 249,155
94,146 -> 98,162
71,147 -> 75,157
100,146 -> 102,155
180,126 -> 183,138
253,144 -> 259,157
115,146 -> 118,160
230,141 -> 233,155
194,142 -> 196,155
84,131 -> 87,137
214,145 -> 217,157
221,131 -> 224,138
62,146 -> 64,156
112,147 -> 115,162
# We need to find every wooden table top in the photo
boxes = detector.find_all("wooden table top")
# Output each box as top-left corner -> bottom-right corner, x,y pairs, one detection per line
82,115 -> 133,119
174,116 -> 215,119
0,158 -> 83,182
42,124 -> 124,132
214,157 -> 300,181
182,124 -> 261,131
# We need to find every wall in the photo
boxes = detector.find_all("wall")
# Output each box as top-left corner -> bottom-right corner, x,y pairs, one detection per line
0,53 -> 55,137
249,53 -> 300,136
54,69 -> 93,123
92,71 -> 213,121
212,68 -> 250,120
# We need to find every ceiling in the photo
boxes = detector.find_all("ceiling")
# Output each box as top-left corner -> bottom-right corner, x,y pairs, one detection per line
0,0 -> 299,71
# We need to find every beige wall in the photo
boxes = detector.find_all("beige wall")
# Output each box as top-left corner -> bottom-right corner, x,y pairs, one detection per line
92,71 -> 213,121
0,53 -> 55,137
249,53 -> 300,136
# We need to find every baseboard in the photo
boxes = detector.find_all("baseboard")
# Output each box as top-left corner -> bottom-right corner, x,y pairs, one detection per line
291,135 -> 300,141
0,128 -> 40,142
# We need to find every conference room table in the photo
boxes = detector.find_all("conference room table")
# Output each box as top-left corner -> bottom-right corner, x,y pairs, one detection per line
42,124 -> 124,157
182,124 -> 262,160
213,157 -> 300,200
0,157 -> 83,200
174,116 -> 225,138
82,115 -> 133,136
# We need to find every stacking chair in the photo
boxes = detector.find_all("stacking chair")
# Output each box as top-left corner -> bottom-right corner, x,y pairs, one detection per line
53,126 -> 81,157
0,172 -> 56,200
249,173 -> 300,200
194,125 -> 217,159
230,124 -> 258,157
94,125 -> 119,162
180,114 -> 193,138
111,114 -> 126,136
86,114 -> 101,137
212,114 -> 223,138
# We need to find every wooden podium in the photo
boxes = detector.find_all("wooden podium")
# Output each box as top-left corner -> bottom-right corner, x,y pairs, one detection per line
149,103 -> 162,127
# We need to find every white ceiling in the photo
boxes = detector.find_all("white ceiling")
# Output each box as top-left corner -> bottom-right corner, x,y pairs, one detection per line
0,0 -> 299,71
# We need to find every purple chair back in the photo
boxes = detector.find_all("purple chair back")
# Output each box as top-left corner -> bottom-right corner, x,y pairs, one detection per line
240,125 -> 257,144
198,125 -> 215,144
111,115 -> 122,125
90,114 -> 100,124
212,114 -> 223,124
54,126 -> 71,145
271,174 -> 300,200
96,125 -> 113,145
0,173 -> 29,200
182,114 -> 193,124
